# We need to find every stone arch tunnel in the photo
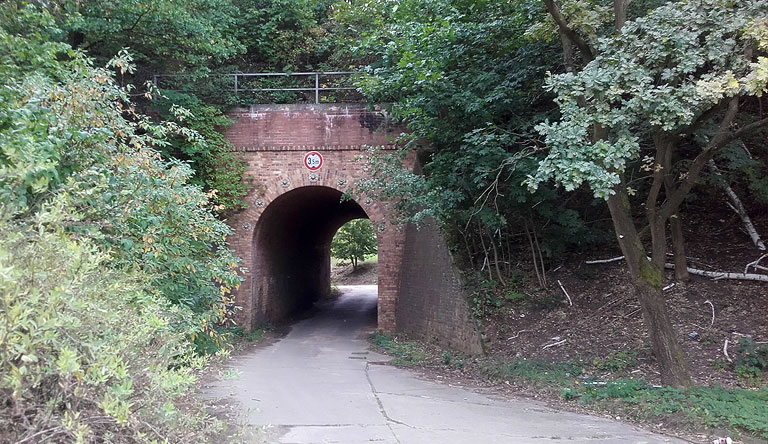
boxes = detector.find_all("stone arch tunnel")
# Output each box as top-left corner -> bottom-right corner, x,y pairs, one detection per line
252,186 -> 372,323
224,104 -> 483,354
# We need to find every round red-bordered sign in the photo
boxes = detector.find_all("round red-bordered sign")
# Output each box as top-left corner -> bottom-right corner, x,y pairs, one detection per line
304,151 -> 323,170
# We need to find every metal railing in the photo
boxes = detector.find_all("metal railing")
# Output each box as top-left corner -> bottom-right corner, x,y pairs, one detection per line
152,71 -> 358,104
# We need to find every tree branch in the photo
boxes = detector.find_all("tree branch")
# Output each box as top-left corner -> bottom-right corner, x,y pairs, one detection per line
659,97 -> 740,221
542,0 -> 596,62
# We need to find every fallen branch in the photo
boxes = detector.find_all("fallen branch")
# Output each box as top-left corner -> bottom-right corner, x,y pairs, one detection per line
662,283 -> 676,291
703,300 -> 715,329
557,279 -> 573,306
588,256 -> 767,281
664,264 -> 768,282
507,329 -> 530,340
543,339 -> 567,349
585,256 -> 625,264
622,307 -> 643,319
745,254 -> 768,274
709,160 -> 766,251
723,339 -> 732,363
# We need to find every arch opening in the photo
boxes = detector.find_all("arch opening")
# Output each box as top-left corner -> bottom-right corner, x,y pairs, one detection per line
330,219 -> 379,286
250,186 -> 374,328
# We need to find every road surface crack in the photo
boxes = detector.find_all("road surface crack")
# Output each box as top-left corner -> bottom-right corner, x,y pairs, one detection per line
364,362 -> 411,443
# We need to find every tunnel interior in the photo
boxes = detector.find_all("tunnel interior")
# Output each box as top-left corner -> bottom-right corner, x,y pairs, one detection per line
252,186 -> 372,327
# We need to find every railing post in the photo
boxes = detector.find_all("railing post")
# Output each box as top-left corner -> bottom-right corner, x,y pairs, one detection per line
315,72 -> 319,104
234,75 -> 238,94
153,75 -> 158,87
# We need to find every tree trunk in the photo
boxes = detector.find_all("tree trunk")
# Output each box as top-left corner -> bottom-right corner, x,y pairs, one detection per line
606,190 -> 692,388
613,0 -> 629,31
558,30 -> 575,72
669,214 -> 690,281
632,277 -> 692,386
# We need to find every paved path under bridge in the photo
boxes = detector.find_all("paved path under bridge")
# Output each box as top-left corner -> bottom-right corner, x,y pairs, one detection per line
203,285 -> 688,444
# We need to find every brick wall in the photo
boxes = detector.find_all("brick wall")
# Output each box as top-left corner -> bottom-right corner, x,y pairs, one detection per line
396,219 -> 484,355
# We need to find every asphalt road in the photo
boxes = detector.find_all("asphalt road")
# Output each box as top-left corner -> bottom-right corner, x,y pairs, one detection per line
203,285 -> 689,444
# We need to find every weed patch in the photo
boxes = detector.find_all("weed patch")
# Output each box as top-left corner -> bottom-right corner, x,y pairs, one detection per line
576,380 -> 768,438
480,359 -> 584,387
592,350 -> 638,373
370,333 -> 430,366
442,351 -> 467,370
228,326 -> 267,344
478,356 -> 768,439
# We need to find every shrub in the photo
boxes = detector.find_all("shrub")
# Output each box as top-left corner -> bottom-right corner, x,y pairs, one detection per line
1,8 -> 243,352
0,213 -> 221,443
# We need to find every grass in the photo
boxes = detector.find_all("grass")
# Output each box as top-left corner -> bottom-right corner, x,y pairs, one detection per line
370,332 -> 430,366
331,254 -> 378,268
369,334 -> 768,439
479,357 -> 768,439
480,358 -> 584,387
577,381 -> 768,439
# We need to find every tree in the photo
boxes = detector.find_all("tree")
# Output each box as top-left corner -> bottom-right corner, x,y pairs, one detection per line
331,219 -> 377,270
63,0 -> 244,70
334,0 -> 602,284
529,0 -> 768,387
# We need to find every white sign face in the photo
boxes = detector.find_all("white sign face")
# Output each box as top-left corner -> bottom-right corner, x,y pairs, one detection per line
304,151 -> 323,170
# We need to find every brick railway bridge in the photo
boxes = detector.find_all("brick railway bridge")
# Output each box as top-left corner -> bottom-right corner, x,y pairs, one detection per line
221,102 -> 482,353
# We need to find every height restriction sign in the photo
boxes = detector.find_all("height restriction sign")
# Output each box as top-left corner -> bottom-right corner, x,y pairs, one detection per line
304,151 -> 323,170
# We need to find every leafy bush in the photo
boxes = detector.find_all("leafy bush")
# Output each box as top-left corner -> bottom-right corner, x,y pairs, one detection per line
62,148 -> 243,350
1,7 -> 243,352
733,338 -> 768,386
152,91 -> 250,215
0,214 -> 221,443
733,338 -> 768,372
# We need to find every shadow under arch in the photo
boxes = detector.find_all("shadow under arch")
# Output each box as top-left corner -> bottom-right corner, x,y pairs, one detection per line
250,185 -> 376,327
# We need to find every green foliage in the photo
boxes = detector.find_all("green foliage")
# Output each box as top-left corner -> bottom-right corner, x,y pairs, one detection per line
710,144 -> 768,203
0,8 -> 72,215
441,351 -> 466,370
503,291 -> 526,303
63,0 -> 244,69
337,0 -> 604,283
233,0 -> 340,71
579,381 -> 768,438
592,350 -> 638,373
481,353 -> 768,438
734,338 -> 768,371
63,147 -> 243,341
152,91 -> 250,214
228,327 -> 266,344
530,0 -> 768,198
0,7 -> 247,440
733,338 -> 768,386
0,215 -> 221,443
1,6 -> 242,352
469,277 -> 503,318
331,219 -> 377,270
